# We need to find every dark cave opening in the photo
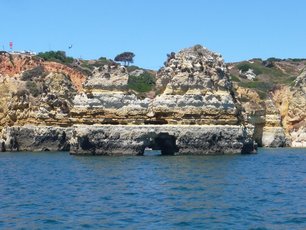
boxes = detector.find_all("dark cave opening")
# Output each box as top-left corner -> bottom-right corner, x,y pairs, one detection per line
144,132 -> 178,156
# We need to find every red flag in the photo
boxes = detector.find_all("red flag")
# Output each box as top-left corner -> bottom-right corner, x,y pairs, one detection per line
9,42 -> 13,49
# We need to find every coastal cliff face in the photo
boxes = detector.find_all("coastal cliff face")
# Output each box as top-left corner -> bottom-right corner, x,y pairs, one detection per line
70,125 -> 253,155
229,58 -> 306,147
0,52 -> 84,130
1,125 -> 71,152
72,45 -> 240,126
272,69 -> 306,147
0,46 -> 305,154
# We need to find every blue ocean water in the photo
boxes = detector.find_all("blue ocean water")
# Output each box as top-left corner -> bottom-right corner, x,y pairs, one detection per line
0,148 -> 306,229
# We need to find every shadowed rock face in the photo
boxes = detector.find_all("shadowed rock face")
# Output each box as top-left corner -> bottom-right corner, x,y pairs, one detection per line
150,133 -> 178,155
69,125 -> 255,155
1,125 -> 256,155
1,126 -> 72,152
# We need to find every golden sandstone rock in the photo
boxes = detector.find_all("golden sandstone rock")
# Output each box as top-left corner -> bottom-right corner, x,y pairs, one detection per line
0,46 -> 305,153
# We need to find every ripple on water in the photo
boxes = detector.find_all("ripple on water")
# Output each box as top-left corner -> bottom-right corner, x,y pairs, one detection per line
0,149 -> 306,229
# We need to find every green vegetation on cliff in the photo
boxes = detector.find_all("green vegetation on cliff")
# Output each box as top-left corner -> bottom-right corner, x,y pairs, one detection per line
128,72 -> 155,92
26,81 -> 40,97
36,51 -> 74,64
230,58 -> 304,98
21,66 -> 46,81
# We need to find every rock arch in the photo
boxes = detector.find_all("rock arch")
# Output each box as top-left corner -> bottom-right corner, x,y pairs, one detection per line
145,132 -> 179,155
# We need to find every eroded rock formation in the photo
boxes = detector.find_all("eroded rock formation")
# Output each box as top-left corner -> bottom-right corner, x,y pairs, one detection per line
72,45 -> 241,126
1,125 -> 71,152
272,69 -> 306,147
234,86 -> 286,147
2,45 -> 305,154
70,125 -> 254,155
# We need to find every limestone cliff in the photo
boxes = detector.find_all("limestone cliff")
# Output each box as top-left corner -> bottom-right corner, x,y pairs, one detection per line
0,52 -> 85,130
230,58 -> 306,147
272,69 -> 306,147
1,45 -> 305,154
72,45 -> 241,126
0,46 -> 257,155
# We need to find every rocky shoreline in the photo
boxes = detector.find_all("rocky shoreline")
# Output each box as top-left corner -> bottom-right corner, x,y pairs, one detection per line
0,45 -> 305,155
0,125 -> 255,155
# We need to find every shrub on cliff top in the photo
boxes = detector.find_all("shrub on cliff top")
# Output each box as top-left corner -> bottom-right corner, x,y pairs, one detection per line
26,81 -> 40,97
36,51 -> 74,64
237,62 -> 263,75
128,72 -> 155,92
230,74 -> 240,82
21,66 -> 46,81
126,65 -> 140,73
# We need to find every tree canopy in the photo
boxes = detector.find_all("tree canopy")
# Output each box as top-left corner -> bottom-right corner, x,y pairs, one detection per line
114,52 -> 135,66
36,51 -> 74,64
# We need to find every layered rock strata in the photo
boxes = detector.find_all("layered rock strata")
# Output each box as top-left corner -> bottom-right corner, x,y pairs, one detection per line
235,86 -> 287,147
261,100 -> 286,147
0,46 -> 260,154
72,45 -> 240,126
272,69 -> 306,147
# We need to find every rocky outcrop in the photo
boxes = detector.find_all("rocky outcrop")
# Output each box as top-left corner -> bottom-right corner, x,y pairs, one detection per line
0,72 -> 77,129
156,45 -> 231,94
291,128 -> 306,147
239,69 -> 256,80
0,124 -> 255,155
262,127 -> 287,147
272,69 -> 306,146
70,125 -> 255,155
234,86 -> 286,147
0,52 -> 41,76
0,52 -> 86,92
72,45 -> 241,126
229,58 -> 306,147
1,126 -> 71,152
261,99 -> 286,147
154,45 -> 239,125
84,63 -> 128,92
0,45 -> 265,155
43,62 -> 86,92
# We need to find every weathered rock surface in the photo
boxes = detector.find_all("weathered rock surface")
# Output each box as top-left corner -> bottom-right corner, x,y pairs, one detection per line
272,69 -> 306,146
0,52 -> 41,76
84,63 -> 129,92
291,128 -> 306,147
0,52 -> 86,92
234,85 -> 287,147
261,100 -> 286,147
12,46 -> 306,154
1,126 -> 71,152
0,72 -> 77,129
239,69 -> 256,80
154,45 -> 240,124
70,125 -> 255,155
262,127 -> 287,147
156,45 -> 231,93
72,45 -> 241,126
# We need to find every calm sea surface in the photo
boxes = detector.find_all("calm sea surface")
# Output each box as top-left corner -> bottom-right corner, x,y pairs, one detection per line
0,148 -> 306,229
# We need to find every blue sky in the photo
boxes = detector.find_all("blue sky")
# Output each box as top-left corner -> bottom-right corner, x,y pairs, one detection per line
1,0 -> 306,69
